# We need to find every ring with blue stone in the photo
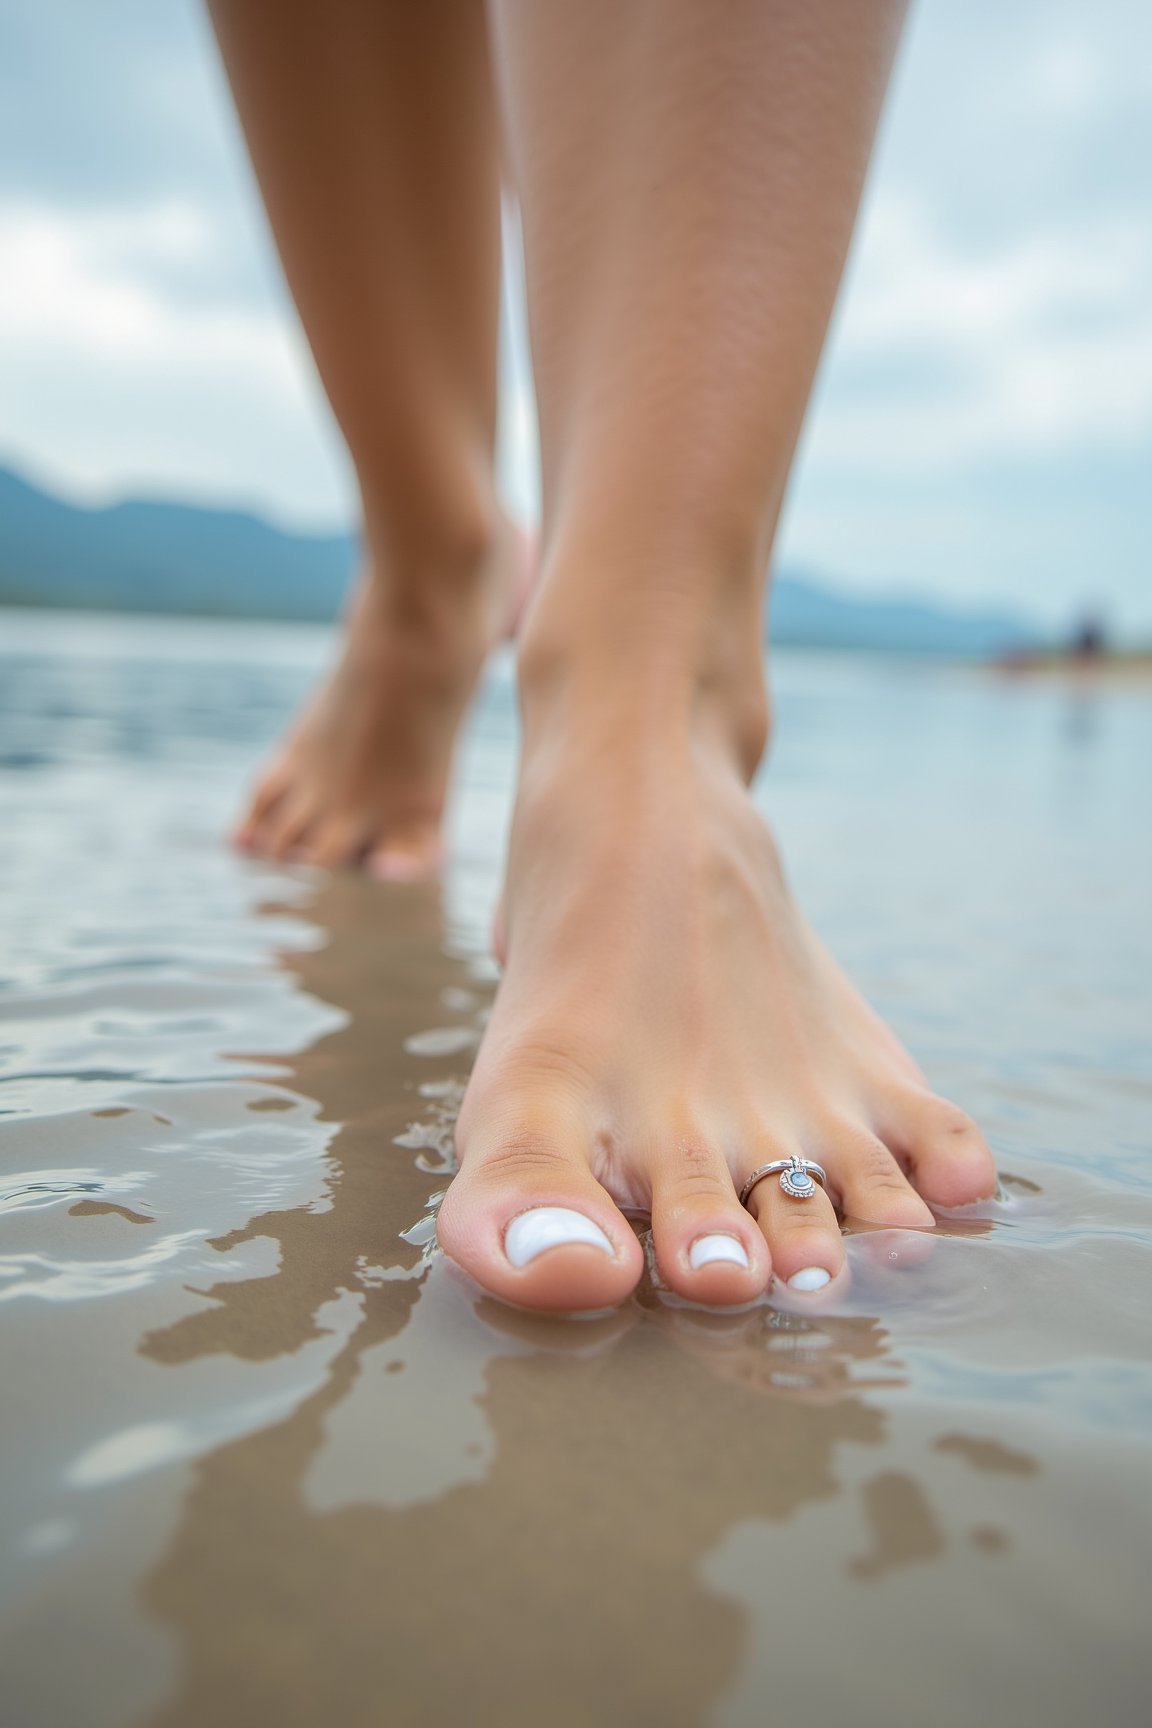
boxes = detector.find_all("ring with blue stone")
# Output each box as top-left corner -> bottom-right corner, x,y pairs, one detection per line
739,1155 -> 829,1209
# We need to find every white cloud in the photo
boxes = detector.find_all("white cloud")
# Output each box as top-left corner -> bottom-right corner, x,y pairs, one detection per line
811,191 -> 1152,471
0,198 -> 351,521
0,199 -> 292,382
1,0 -> 1149,631
1031,37 -> 1108,117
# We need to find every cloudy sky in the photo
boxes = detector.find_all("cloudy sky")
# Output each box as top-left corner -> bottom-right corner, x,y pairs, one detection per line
1,0 -> 1150,634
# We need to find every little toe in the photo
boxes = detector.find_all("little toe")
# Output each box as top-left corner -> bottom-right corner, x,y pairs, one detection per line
435,1117 -> 644,1312
745,1165 -> 845,1292
892,1092 -> 999,1208
234,786 -> 287,852
830,1126 -> 936,1228
854,1227 -> 937,1276
649,1150 -> 769,1304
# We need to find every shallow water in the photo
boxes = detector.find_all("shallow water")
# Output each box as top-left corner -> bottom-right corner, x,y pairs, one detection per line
1,610 -> 1150,1728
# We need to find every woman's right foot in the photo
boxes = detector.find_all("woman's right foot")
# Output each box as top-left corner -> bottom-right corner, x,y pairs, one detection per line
235,511 -> 531,876
436,629 -> 998,1313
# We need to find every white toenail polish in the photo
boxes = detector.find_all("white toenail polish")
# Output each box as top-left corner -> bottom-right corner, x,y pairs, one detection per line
688,1234 -> 750,1272
788,1266 -> 832,1292
504,1207 -> 614,1268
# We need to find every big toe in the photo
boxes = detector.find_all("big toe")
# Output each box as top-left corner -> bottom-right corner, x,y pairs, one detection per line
369,820 -> 443,883
436,1111 -> 643,1312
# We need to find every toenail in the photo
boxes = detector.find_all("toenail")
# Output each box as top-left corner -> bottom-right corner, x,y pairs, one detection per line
688,1233 -> 750,1272
788,1266 -> 832,1291
504,1207 -> 615,1268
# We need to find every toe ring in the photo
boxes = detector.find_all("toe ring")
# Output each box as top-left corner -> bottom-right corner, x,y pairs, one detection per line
740,1156 -> 828,1208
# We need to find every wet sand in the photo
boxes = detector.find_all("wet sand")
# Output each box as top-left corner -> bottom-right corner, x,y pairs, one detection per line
1,614 -> 1151,1727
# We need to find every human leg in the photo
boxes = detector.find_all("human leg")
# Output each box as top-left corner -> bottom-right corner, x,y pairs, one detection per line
209,0 -> 524,873
436,0 -> 996,1309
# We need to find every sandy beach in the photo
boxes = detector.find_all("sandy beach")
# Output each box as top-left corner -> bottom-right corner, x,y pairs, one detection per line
2,612 -> 1151,1727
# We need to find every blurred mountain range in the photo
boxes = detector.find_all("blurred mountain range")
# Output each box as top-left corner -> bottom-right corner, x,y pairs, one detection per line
0,464 -> 1036,654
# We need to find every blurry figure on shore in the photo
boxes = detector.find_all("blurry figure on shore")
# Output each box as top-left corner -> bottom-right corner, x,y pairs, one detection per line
1071,613 -> 1107,663
209,0 -> 997,1316
998,608 -> 1114,676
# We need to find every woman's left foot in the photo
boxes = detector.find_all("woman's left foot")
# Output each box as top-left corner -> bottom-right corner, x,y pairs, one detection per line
235,510 -> 531,875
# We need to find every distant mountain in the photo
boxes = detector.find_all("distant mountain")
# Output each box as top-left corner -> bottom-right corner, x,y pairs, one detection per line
0,464 -> 1035,654
767,573 -> 1033,655
0,464 -> 355,622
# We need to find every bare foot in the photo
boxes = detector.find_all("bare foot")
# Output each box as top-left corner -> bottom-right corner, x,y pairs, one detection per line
437,677 -> 997,1312
235,513 -> 531,875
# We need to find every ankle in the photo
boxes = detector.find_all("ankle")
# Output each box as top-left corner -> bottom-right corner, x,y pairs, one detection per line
349,482 -> 509,658
359,456 -> 501,599
516,567 -> 771,781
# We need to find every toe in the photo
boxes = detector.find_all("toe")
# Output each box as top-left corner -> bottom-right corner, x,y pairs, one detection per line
854,1227 -> 937,1276
260,794 -> 316,861
746,1165 -> 846,1293
890,1092 -> 998,1208
828,1126 -> 936,1228
369,820 -> 442,883
435,1113 -> 643,1312
649,1143 -> 770,1304
235,797 -> 283,855
234,765 -> 290,850
297,818 -> 369,871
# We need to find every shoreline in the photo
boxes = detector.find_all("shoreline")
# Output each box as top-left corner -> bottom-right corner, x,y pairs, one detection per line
990,649 -> 1152,684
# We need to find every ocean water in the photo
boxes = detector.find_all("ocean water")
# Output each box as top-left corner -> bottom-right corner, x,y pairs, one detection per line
1,609 -> 1150,1728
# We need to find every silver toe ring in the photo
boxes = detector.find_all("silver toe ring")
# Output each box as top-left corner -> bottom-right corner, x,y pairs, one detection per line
739,1156 -> 828,1208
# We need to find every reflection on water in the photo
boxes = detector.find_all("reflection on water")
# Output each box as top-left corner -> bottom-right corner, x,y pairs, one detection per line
1,614 -> 1151,1727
